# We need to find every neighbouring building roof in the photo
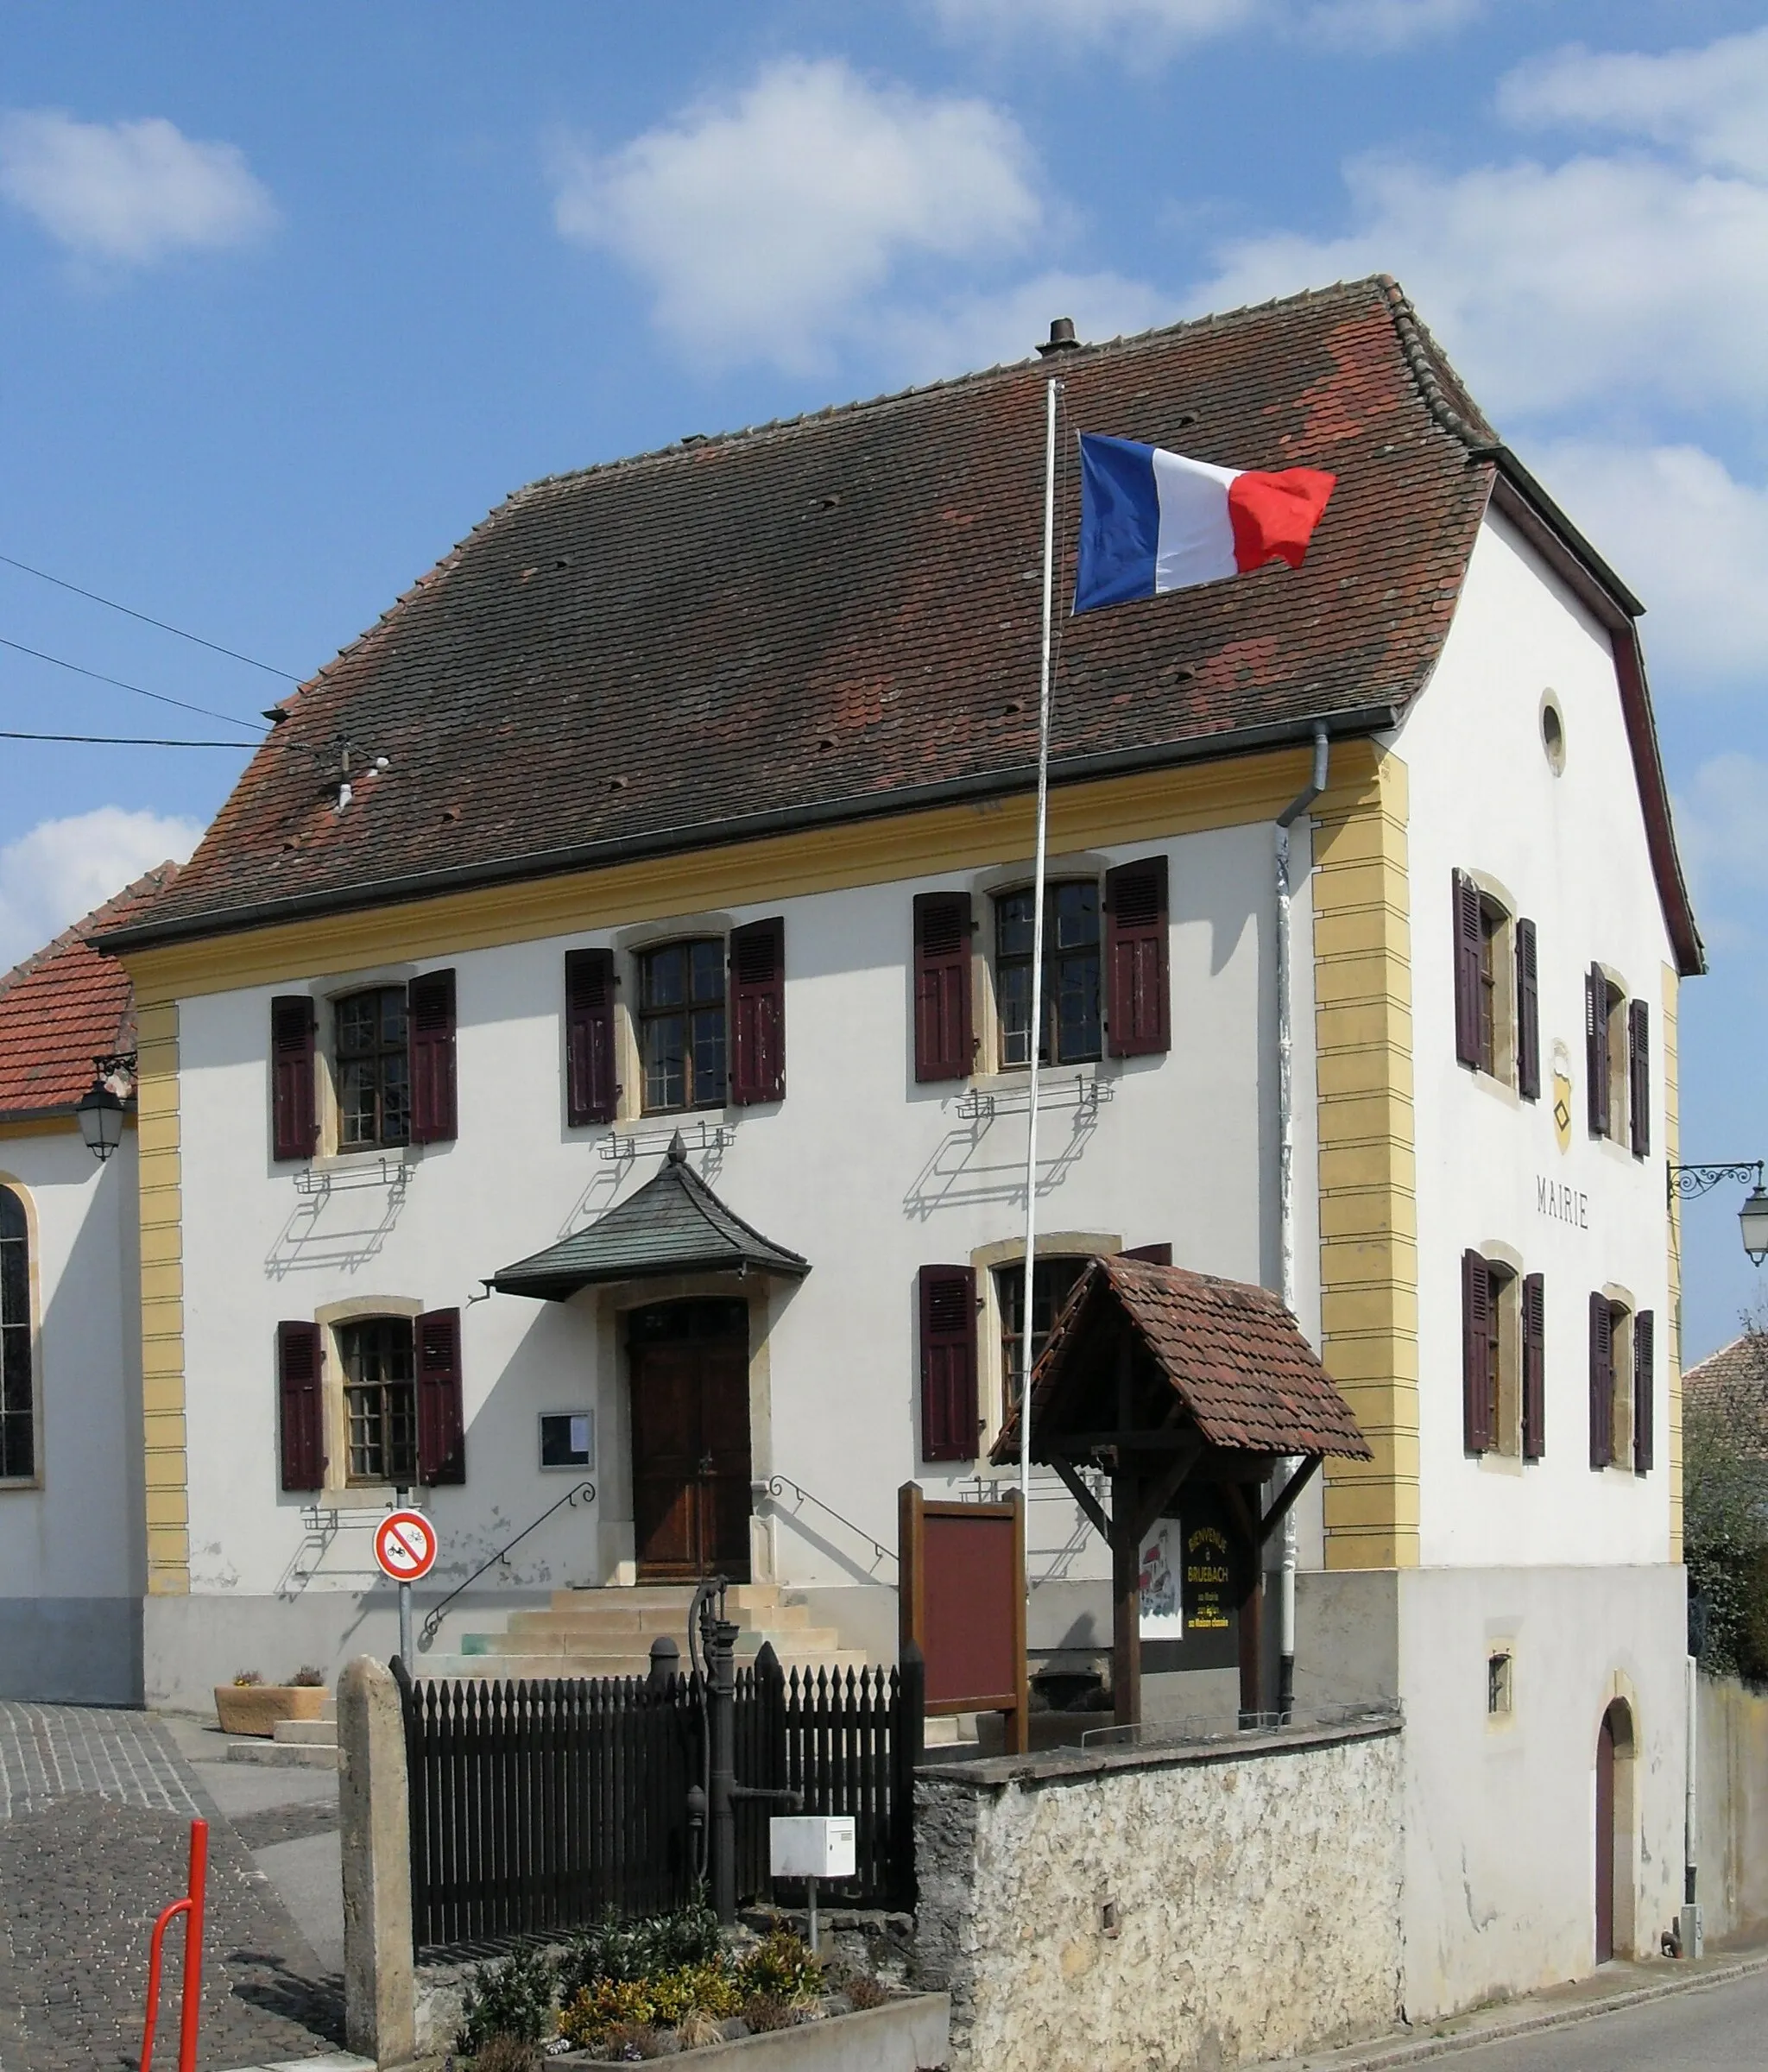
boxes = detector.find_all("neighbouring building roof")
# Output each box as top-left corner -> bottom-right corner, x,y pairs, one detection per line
0,865 -> 180,1120
98,275 -> 1699,975
994,1253 -> 1371,1462
1685,1333 -> 1768,1424
490,1133 -> 811,1300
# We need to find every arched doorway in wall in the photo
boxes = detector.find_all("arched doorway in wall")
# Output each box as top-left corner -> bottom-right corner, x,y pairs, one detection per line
1595,1697 -> 1637,1962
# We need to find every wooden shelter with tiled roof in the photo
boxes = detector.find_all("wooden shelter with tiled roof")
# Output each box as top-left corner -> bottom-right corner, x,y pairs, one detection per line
992,1253 -> 1369,1725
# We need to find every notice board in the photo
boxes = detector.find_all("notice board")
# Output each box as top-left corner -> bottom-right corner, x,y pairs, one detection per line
898,1482 -> 1028,1753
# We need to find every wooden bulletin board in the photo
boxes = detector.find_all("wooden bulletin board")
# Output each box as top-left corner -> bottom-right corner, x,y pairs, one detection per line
899,1482 -> 1029,1754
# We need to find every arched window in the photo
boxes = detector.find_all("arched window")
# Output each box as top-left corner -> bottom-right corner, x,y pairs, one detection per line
0,1186 -> 34,1481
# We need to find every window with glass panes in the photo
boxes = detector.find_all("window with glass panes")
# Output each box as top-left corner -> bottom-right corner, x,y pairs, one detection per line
0,1187 -> 32,1481
995,1254 -> 1090,1412
639,939 -> 727,1112
995,882 -> 1102,1068
339,1317 -> 417,1484
336,988 -> 409,1149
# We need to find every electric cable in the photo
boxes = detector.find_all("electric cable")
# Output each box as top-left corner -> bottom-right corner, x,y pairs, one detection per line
0,551 -> 300,679
0,635 -> 267,733
0,729 -> 257,747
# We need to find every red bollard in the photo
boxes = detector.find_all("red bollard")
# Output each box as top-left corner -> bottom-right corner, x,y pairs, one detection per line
140,1816 -> 207,2072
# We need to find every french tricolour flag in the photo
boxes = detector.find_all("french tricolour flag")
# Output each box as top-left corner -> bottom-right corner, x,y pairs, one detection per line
1075,434 -> 1337,615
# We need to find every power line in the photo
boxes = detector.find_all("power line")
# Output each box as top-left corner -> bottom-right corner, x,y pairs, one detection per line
0,729 -> 256,747
0,635 -> 267,734
0,551 -> 300,680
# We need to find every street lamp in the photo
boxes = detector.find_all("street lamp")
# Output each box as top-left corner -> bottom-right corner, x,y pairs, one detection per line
76,1052 -> 136,1165
1670,1160 -> 1768,1267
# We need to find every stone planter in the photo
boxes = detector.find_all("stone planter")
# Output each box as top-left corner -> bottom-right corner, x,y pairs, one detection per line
556,1994 -> 950,2071
213,1684 -> 328,1737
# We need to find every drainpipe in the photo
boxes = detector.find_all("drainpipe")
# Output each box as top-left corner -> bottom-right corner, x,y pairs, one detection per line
1274,723 -> 1329,1721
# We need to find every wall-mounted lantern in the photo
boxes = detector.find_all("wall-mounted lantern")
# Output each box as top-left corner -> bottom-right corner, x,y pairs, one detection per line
76,1052 -> 136,1165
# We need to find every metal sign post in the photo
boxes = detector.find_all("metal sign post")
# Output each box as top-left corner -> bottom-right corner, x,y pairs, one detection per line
395,1487 -> 413,1663
374,1496 -> 438,1664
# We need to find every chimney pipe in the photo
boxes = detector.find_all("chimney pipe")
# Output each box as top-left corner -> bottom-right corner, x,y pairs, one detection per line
1038,317 -> 1081,357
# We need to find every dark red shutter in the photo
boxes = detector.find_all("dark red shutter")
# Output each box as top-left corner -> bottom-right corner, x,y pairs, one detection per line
1453,871 -> 1483,1069
277,1321 -> 325,1492
729,917 -> 786,1105
1516,919 -> 1540,1102
919,1265 -> 977,1462
1521,1272 -> 1545,1461
1589,1292 -> 1613,1469
1462,1250 -> 1492,1454
270,996 -> 318,1161
408,970 -> 458,1145
1121,1243 -> 1172,1265
1105,856 -> 1170,1058
912,892 -> 973,1083
1586,965 -> 1610,1138
1633,1310 -> 1655,1474
416,1307 -> 465,1485
1628,999 -> 1650,1159
565,948 -> 618,1126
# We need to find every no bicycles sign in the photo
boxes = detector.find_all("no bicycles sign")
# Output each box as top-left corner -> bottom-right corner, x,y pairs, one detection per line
373,1508 -> 438,1582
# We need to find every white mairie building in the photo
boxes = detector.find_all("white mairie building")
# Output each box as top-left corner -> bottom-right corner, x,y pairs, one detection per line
98,281 -> 1701,2017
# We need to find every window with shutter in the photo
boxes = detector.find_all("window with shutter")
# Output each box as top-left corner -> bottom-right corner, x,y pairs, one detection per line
912,892 -> 973,1083
415,1306 -> 465,1485
919,1265 -> 977,1462
1633,1310 -> 1655,1474
408,970 -> 458,1145
1588,1292 -> 1614,1469
1104,856 -> 1170,1058
270,995 -> 319,1162
1521,1272 -> 1545,1461
277,1321 -> 325,1492
729,917 -> 786,1105
1586,966 -> 1610,1138
1462,1249 -> 1493,1455
1627,1000 -> 1650,1159
565,948 -> 618,1126
1452,871 -> 1484,1069
1515,919 -> 1541,1102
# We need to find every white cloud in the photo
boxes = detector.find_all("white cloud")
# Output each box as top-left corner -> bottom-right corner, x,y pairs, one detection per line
883,268 -> 1178,382
1190,148 -> 1768,418
1499,25 -> 1768,179
0,109 -> 275,266
1530,442 -> 1768,684
551,59 -> 1041,372
932,0 -> 1477,54
1672,752 -> 1768,927
0,808 -> 200,971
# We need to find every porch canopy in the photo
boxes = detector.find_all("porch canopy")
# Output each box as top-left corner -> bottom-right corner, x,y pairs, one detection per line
490,1133 -> 810,1300
991,1253 -> 1369,1727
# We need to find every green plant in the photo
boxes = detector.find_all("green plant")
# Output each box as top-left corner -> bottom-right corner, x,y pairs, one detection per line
289,1665 -> 326,1688
231,1669 -> 263,1687
737,1929 -> 819,2004
597,2020 -> 661,2061
558,1899 -> 723,2000
456,1946 -> 557,2052
1685,1323 -> 1768,1684
470,2036 -> 539,2072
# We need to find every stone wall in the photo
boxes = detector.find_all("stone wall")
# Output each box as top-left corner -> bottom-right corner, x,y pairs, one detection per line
913,1719 -> 1404,2072
1697,1671 -> 1768,1942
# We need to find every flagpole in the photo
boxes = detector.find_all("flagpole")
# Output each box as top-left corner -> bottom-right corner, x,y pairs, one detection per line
1019,375 -> 1061,1523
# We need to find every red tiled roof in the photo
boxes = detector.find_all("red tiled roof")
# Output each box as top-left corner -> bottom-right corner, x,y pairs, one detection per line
1685,1333 -> 1768,1425
98,276 -> 1697,976
0,866 -> 179,1116
994,1253 -> 1371,1462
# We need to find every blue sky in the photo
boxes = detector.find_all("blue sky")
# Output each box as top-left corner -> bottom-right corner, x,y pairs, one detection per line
2,1 -> 1763,1354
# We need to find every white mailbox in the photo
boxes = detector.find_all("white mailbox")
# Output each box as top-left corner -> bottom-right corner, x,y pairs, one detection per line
769,1815 -> 856,1880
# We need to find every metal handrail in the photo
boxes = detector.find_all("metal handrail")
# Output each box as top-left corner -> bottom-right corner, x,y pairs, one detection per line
763,1475 -> 896,1574
418,1479 -> 595,1647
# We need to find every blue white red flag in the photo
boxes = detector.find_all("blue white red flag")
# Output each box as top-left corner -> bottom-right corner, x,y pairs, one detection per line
1074,434 -> 1336,615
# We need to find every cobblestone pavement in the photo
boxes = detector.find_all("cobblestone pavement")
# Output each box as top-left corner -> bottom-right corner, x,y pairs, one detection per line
0,1703 -> 344,2071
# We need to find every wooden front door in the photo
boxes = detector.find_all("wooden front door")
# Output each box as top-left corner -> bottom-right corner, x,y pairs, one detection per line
629,1299 -> 752,1582
1595,1707 -> 1616,1962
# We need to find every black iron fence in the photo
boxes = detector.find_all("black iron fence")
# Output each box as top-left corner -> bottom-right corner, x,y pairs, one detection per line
395,1644 -> 923,1954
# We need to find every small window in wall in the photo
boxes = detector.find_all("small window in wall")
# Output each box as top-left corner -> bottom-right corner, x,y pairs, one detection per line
340,1317 -> 417,1485
639,939 -> 727,1114
540,1410 -> 595,1470
337,988 -> 411,1150
996,1254 -> 1090,1412
0,1186 -> 34,1481
1487,1651 -> 1513,1716
996,884 -> 1102,1069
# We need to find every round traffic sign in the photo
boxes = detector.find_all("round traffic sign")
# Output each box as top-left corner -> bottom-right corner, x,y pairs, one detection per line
374,1508 -> 438,1582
